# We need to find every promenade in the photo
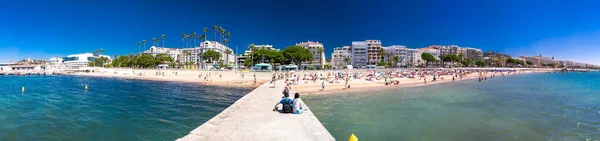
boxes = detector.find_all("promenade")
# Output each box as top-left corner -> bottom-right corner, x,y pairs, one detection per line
177,80 -> 335,141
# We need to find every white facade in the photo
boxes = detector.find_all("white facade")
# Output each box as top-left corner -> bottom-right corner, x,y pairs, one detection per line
145,46 -> 182,62
62,53 -> 111,69
331,46 -> 353,67
382,45 -> 409,67
351,41 -> 368,67
414,48 -> 441,66
142,41 -> 235,68
296,41 -> 325,68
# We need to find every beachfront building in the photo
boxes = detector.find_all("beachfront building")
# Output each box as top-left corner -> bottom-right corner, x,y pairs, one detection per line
414,48 -> 441,67
296,41 -> 325,69
381,45 -> 409,67
465,47 -> 484,60
519,55 -> 555,67
331,46 -> 353,68
62,53 -> 112,69
142,41 -> 234,69
145,46 -> 182,62
351,41 -> 369,68
366,40 -> 383,65
237,44 -> 279,68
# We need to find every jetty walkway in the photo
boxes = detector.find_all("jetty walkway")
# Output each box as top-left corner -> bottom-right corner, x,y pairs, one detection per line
177,80 -> 334,141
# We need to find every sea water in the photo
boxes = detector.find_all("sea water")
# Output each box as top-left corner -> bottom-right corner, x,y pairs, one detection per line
304,72 -> 600,140
0,75 -> 251,140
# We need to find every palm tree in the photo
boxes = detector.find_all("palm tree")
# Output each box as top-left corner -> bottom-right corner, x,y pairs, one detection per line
181,33 -> 186,48
392,56 -> 400,68
137,41 -> 141,54
113,54 -> 118,67
184,35 -> 189,48
203,27 -> 208,42
224,49 -> 232,65
142,40 -> 147,52
343,57 -> 351,65
222,39 -> 228,45
248,43 -> 255,67
161,34 -> 166,47
191,32 -> 197,47
317,46 -> 324,69
212,25 -> 218,42
379,48 -> 385,62
152,38 -> 158,46
218,26 -> 223,43
224,32 -> 231,46
182,50 -> 190,66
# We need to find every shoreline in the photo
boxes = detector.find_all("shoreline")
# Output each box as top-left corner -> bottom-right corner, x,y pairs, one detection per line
67,68 -> 560,95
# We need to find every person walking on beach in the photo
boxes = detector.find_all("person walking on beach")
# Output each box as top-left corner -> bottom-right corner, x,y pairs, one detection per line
321,81 -> 325,91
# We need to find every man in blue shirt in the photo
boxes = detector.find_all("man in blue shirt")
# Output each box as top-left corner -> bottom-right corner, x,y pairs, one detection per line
273,93 -> 294,113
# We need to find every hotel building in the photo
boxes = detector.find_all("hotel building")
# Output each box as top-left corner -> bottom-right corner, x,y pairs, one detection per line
143,41 -> 235,68
331,46 -> 353,67
351,41 -> 369,67
296,41 -> 326,69
366,40 -> 383,65
61,53 -> 112,69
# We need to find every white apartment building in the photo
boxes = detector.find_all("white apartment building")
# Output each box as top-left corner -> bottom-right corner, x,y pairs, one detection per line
143,41 -> 234,68
413,48 -> 440,66
351,41 -> 368,67
62,53 -> 112,69
382,45 -> 409,67
366,40 -> 383,65
331,46 -> 353,67
296,41 -> 325,69
145,46 -> 181,62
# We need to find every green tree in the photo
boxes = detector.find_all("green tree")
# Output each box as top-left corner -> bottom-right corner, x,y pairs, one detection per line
181,33 -> 186,48
212,25 -> 218,42
161,34 -> 166,47
282,46 -> 313,70
93,56 -> 109,67
379,48 -> 385,62
142,40 -> 146,52
224,49 -> 232,65
475,59 -> 486,67
392,56 -> 400,68
248,43 -> 256,67
421,53 -> 437,67
155,53 -> 174,64
307,65 -> 314,70
343,57 -> 351,65
137,41 -> 142,54
92,48 -> 104,54
378,60 -> 386,67
317,46 -> 324,69
526,60 -> 533,65
191,32 -> 197,47
136,54 -> 157,68
203,27 -> 208,41
203,50 -> 221,63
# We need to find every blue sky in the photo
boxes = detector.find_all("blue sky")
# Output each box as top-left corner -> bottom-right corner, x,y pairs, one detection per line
1,0 -> 600,64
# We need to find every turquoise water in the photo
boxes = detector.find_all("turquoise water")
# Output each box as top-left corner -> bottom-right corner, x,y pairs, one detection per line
305,72 -> 600,140
0,76 -> 251,140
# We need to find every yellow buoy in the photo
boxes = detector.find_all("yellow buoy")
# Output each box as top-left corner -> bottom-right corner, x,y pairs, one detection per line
22,87 -> 25,93
349,133 -> 358,141
85,85 -> 88,90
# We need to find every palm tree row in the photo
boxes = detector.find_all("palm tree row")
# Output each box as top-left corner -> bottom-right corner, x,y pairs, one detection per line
135,25 -> 232,69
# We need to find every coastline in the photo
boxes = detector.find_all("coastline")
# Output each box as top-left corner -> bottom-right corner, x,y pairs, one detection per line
292,69 -> 548,95
68,68 -> 560,94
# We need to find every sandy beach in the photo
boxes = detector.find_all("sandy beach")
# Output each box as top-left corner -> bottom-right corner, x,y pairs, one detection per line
71,68 -> 559,95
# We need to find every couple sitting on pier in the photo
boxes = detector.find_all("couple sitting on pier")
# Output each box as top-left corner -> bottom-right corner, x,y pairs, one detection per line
273,91 -> 307,114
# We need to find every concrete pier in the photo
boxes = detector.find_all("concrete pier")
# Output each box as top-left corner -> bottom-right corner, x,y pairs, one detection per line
177,81 -> 334,141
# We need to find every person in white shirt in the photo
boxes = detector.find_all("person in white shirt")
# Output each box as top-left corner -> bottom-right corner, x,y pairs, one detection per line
292,93 -> 307,114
